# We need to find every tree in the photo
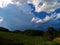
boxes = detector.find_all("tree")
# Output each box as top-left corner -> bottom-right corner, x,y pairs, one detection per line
23,29 -> 44,36
56,28 -> 60,37
0,27 -> 9,32
13,30 -> 22,33
47,27 -> 57,40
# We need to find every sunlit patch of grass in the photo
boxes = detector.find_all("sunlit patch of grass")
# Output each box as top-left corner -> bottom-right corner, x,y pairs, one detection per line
39,41 -> 60,45
53,37 -> 60,43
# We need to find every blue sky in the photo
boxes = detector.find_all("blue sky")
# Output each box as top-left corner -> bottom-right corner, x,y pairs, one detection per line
0,0 -> 60,30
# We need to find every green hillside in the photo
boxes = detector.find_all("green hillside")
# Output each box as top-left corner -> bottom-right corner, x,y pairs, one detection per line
0,31 -> 60,45
0,27 -> 60,45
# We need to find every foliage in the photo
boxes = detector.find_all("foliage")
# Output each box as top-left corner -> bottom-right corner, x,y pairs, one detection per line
46,27 -> 58,40
23,29 -> 44,36
0,27 -> 9,32
13,30 -> 22,33
0,27 -> 60,45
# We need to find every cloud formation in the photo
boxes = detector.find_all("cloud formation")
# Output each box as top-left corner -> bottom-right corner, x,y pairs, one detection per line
31,15 -> 56,23
0,0 -> 13,8
0,4 -> 36,30
0,0 -> 60,30
12,0 -> 60,12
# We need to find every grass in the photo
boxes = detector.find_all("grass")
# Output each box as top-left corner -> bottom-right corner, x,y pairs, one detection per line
0,31 -> 60,45
39,41 -> 60,45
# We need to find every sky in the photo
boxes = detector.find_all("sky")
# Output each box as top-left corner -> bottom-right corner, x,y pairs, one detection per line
0,0 -> 60,30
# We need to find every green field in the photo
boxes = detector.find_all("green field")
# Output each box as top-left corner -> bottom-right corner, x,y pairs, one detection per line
0,31 -> 60,45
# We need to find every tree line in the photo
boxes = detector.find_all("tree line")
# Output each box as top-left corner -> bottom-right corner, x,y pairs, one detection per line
0,27 -> 60,40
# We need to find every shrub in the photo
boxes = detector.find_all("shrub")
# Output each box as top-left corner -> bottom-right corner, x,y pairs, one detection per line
23,29 -> 44,36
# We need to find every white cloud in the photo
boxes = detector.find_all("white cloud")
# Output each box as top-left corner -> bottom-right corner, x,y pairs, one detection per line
11,0 -> 60,24
31,0 -> 60,12
55,13 -> 60,19
12,0 -> 28,5
31,15 -> 52,23
0,16 -> 3,23
31,17 -> 43,23
31,13 -> 58,23
1,0 -> 59,13
0,0 -> 13,8
43,16 -> 51,22
57,13 -> 60,18
12,0 -> 60,13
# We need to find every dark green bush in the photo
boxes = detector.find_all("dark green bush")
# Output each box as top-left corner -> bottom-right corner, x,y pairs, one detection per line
23,29 -> 44,36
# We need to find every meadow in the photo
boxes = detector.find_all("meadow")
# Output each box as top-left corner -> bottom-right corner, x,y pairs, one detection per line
0,27 -> 60,45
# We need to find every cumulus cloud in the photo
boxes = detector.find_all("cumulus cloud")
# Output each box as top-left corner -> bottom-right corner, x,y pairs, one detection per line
43,16 -> 51,22
31,15 -> 52,23
32,13 -> 60,30
57,13 -> 60,18
31,17 -> 43,23
0,0 -> 60,30
11,0 -> 60,13
0,0 -> 13,8
55,13 -> 60,19
12,0 -> 60,13
31,0 -> 60,12
31,12 -> 59,23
